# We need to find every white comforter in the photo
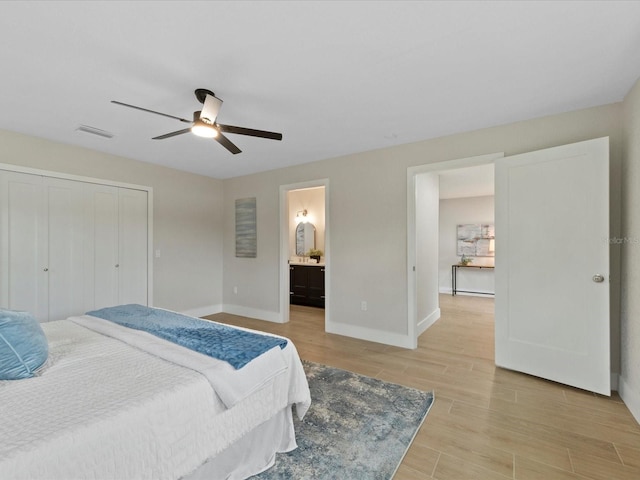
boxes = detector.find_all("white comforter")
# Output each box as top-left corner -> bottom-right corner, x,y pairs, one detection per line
71,314 -> 309,412
0,319 -> 311,480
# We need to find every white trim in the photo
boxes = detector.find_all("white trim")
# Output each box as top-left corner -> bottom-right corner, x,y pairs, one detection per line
0,162 -> 150,192
407,152 -> 504,348
223,304 -> 283,324
279,179 -> 330,326
619,375 -> 640,424
181,304 -> 223,319
326,319 -> 414,349
417,308 -> 440,336
406,172 -> 418,348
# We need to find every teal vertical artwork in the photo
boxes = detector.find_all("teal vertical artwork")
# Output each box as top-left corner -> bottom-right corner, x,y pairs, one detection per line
235,197 -> 257,258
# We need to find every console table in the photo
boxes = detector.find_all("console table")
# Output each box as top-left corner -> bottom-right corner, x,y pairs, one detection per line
451,264 -> 495,296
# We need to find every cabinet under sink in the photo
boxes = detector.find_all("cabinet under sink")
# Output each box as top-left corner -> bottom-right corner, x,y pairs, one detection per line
289,264 -> 325,308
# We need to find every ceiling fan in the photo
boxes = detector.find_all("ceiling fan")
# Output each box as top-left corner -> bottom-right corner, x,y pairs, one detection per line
111,88 -> 283,154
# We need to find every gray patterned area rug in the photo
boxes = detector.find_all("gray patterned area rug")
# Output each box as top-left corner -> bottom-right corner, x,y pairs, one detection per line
252,360 -> 434,480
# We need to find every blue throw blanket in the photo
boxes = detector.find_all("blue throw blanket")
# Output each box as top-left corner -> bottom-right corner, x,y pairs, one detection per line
86,304 -> 287,369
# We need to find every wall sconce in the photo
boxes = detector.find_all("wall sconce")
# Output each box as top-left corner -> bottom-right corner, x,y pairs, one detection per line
295,209 -> 308,223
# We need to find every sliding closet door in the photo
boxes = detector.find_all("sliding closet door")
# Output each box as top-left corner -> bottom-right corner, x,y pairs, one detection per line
1,167 -> 150,317
0,171 -> 48,320
45,177 -> 86,321
87,184 -> 119,310
85,184 -> 148,309
118,188 -> 148,306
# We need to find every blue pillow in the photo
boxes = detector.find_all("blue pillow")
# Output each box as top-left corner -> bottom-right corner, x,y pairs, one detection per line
0,309 -> 49,380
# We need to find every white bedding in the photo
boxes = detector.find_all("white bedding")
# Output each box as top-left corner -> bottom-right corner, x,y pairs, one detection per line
0,318 -> 311,480
71,314 -> 309,412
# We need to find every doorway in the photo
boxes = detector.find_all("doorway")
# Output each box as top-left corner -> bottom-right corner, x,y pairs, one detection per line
279,179 -> 329,327
407,153 -> 504,348
408,139 -> 611,395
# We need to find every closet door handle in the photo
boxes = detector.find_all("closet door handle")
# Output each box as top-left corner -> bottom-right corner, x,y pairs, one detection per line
115,264 -> 119,268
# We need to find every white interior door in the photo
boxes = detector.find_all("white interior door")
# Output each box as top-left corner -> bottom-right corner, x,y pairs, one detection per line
495,137 -> 610,395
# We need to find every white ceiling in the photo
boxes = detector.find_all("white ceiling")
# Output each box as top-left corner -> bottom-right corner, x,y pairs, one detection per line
439,164 -> 494,200
1,1 -> 639,179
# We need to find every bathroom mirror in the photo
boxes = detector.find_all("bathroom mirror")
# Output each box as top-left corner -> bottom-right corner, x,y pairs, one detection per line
295,222 -> 316,256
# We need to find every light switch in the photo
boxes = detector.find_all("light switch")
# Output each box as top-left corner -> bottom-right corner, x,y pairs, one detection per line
155,249 -> 161,258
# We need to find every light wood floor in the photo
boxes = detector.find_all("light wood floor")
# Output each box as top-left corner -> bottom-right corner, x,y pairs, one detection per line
205,295 -> 640,479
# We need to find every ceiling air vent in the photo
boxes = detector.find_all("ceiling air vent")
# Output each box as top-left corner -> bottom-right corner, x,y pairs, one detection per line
75,125 -> 114,139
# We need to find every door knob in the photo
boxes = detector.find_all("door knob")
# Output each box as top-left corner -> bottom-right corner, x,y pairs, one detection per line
592,274 -> 605,283
43,268 -> 48,272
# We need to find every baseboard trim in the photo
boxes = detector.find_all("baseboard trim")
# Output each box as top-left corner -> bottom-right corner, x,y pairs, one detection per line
222,304 -> 285,323
181,304 -> 222,318
439,287 -> 494,298
417,308 -> 440,336
611,372 -> 619,392
619,375 -> 640,425
325,320 -> 414,349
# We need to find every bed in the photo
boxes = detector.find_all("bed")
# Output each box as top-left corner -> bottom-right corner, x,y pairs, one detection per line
0,305 -> 311,480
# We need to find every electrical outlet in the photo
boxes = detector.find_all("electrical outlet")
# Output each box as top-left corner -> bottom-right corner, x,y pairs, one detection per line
361,301 -> 367,311
233,286 -> 238,294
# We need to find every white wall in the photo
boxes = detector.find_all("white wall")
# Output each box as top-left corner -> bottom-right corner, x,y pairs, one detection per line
288,187 -> 325,259
416,173 -> 440,334
0,130 -> 224,316
222,103 -> 623,354
439,196 -> 495,295
621,77 -> 640,422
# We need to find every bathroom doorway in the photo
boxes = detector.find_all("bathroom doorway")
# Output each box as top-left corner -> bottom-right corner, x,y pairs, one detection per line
279,179 -> 329,327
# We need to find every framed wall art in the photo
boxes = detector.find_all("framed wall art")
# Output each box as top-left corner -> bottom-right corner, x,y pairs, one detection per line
457,223 -> 495,257
235,197 -> 257,258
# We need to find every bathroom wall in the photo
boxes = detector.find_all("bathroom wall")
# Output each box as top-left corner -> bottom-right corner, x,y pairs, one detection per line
288,186 -> 325,260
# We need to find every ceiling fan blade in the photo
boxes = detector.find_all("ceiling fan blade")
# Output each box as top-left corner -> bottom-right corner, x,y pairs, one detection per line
214,132 -> 242,154
152,128 -> 192,140
217,124 -> 283,141
200,94 -> 223,124
111,100 -> 192,123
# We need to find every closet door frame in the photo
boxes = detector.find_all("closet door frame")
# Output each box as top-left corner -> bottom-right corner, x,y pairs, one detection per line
0,162 -> 154,308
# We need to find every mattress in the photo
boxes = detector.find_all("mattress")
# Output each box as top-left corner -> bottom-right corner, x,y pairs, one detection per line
0,317 -> 310,480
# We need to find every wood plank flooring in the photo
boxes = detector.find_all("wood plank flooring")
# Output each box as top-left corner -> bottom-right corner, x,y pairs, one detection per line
204,294 -> 640,479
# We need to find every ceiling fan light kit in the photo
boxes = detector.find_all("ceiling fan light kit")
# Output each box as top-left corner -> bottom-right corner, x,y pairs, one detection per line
191,115 -> 218,138
111,88 -> 283,154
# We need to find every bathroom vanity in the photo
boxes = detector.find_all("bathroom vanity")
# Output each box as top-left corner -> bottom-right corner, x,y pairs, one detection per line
289,263 -> 325,308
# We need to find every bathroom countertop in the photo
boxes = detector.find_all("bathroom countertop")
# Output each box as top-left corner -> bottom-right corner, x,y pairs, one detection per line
289,261 -> 325,266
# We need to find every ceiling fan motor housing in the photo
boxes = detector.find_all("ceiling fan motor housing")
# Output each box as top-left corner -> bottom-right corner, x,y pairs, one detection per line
195,88 -> 215,104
